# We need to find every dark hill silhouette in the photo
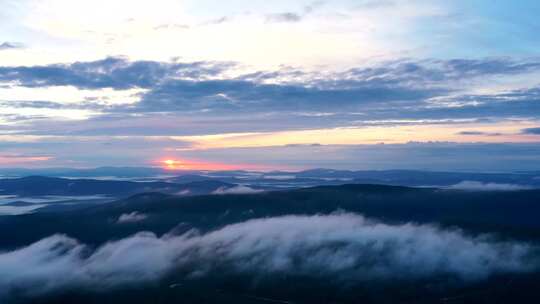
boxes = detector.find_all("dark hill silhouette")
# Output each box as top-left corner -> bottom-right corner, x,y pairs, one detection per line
2,183 -> 540,304
0,176 -> 236,196
1,184 -> 539,250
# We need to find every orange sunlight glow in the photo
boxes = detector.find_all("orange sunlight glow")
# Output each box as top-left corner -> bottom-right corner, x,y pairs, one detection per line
162,159 -> 186,170
158,157 -> 265,171
0,155 -> 52,165
169,120 -> 540,150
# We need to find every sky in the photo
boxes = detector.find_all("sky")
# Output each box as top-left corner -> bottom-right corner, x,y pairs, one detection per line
1,0 -> 540,171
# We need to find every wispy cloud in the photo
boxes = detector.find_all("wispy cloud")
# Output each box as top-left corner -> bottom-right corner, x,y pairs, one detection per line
116,212 -> 148,223
457,131 -> 502,136
153,23 -> 190,30
0,42 -> 23,51
0,57 -> 232,90
0,154 -> 52,165
212,185 -> 263,195
265,12 -> 303,23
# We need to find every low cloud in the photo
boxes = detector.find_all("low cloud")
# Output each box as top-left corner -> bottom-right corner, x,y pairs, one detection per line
116,212 -> 148,223
176,189 -> 191,195
0,213 -> 537,301
447,181 -> 533,191
212,185 -> 264,195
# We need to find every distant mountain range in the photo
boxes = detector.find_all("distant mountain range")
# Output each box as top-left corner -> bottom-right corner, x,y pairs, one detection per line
0,176 -> 235,197
2,167 -> 539,188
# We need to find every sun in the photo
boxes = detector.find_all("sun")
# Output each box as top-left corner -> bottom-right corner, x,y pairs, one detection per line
162,159 -> 185,170
157,157 -> 264,171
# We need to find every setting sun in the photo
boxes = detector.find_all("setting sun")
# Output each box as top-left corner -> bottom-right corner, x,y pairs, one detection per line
158,157 -> 254,171
162,159 -> 185,170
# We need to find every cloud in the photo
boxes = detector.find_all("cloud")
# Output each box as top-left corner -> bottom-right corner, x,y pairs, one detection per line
343,58 -> 540,85
0,42 -> 23,50
0,57 -> 232,90
0,154 -> 52,166
265,12 -> 303,23
264,1 -> 325,24
135,77 -> 437,113
0,100 -> 72,110
176,189 -> 191,195
116,212 -> 148,223
353,0 -> 396,9
0,135 -> 194,168
212,185 -> 263,195
447,181 -> 533,191
202,16 -> 231,25
176,142 -> 540,172
2,57 -> 540,119
457,131 -> 502,136
522,127 -> 540,135
0,213 -> 537,301
3,57 -> 540,148
303,1 -> 325,14
153,24 -> 190,30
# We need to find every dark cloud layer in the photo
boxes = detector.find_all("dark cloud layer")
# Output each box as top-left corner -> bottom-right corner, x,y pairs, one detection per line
0,57 -> 231,90
342,58 -> 540,84
2,57 -> 540,142
136,78 -> 438,112
0,213 -> 537,301
2,57 -> 540,117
